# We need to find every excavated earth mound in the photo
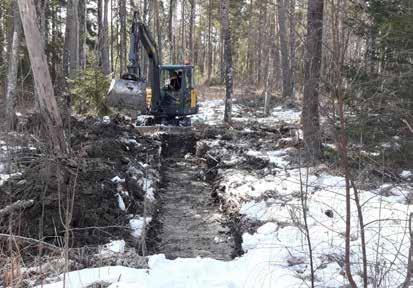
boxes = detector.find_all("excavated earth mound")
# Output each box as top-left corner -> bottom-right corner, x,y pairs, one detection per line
0,115 -> 161,249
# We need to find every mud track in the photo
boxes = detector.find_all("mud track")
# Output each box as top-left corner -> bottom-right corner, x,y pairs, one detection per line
147,129 -> 235,260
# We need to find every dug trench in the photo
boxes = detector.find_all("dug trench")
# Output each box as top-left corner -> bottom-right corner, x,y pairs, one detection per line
145,128 -> 240,260
0,121 -> 242,267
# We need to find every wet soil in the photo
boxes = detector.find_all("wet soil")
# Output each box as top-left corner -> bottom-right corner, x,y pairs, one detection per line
0,116 -> 161,249
148,130 -> 236,260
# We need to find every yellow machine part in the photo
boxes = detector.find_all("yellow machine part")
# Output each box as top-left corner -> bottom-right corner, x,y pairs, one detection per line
191,89 -> 197,108
146,88 -> 152,109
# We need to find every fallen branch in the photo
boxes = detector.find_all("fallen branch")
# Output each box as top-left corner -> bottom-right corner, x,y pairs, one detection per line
402,119 -> 413,134
0,200 -> 34,218
0,234 -> 60,250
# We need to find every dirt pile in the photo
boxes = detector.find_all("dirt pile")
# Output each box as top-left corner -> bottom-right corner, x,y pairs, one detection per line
0,115 -> 161,249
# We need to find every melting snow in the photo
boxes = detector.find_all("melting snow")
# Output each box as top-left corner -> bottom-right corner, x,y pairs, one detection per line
36,100 -> 413,288
401,170 -> 412,180
100,240 -> 126,254
129,216 -> 152,239
116,193 -> 126,211
111,176 -> 125,183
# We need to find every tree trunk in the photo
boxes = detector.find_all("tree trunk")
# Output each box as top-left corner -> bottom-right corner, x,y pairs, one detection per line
168,0 -> 175,63
0,3 -> 4,113
154,0 -> 162,63
256,0 -> 264,87
110,0 -> 114,73
0,3 -> 3,70
79,0 -> 87,70
277,0 -> 292,98
5,1 -> 21,128
273,10 -> 282,91
35,0 -> 48,49
181,0 -> 185,63
264,8 -> 277,116
119,0 -> 127,75
17,0 -> 67,154
63,0 -> 80,78
302,0 -> 323,159
207,0 -> 212,83
98,0 -> 110,75
289,0 -> 296,98
188,0 -> 195,63
221,0 -> 233,124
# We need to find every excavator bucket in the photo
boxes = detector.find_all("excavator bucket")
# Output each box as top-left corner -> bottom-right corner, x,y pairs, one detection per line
107,78 -> 147,111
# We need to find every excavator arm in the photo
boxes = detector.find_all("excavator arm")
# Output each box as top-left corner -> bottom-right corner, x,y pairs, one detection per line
107,11 -> 161,112
136,19 -> 161,110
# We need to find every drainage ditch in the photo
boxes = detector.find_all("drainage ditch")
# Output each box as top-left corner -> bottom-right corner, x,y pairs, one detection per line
146,129 -> 240,260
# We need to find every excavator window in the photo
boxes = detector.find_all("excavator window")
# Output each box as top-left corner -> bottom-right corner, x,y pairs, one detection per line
161,70 -> 184,91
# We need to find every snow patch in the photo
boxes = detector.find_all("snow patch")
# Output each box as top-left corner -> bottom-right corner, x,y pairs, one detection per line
100,240 -> 126,254
111,176 -> 125,183
129,216 -> 152,239
116,193 -> 126,211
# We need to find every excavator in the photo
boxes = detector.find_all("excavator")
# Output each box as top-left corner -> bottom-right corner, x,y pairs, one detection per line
107,12 -> 198,126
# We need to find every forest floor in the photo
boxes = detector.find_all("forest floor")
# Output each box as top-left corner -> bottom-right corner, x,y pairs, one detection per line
0,87 -> 412,288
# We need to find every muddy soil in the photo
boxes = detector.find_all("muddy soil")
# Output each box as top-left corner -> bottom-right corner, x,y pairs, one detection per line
0,116 -> 161,249
148,130 -> 236,260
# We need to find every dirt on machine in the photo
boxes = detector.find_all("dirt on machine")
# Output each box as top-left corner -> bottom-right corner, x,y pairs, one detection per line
108,11 -> 198,125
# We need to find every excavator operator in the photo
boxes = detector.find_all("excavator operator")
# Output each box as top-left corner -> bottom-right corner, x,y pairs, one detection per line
170,71 -> 182,91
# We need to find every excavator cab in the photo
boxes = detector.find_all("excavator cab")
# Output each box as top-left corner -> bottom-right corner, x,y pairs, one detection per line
147,65 -> 198,117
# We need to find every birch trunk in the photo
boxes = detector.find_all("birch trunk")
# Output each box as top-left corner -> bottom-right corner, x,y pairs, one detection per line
5,1 -> 21,127
207,0 -> 212,83
221,0 -> 233,124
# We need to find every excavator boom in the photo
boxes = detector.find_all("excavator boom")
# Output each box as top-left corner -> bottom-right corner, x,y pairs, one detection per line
107,12 -> 159,112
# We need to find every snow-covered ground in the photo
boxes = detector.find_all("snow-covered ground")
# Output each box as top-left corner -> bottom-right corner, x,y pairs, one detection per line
191,99 -> 301,126
34,100 -> 413,288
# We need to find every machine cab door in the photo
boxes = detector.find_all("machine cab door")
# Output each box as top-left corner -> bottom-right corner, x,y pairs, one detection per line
183,68 -> 198,112
159,66 -> 198,116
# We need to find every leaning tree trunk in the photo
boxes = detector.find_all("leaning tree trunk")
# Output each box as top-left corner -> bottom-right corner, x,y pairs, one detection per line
5,1 -> 22,129
302,0 -> 323,159
17,0 -> 67,155
221,0 -> 233,124
277,0 -> 292,98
